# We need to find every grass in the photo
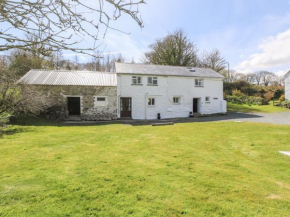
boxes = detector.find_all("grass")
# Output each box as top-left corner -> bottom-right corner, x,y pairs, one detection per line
227,102 -> 289,113
1,120 -> 290,216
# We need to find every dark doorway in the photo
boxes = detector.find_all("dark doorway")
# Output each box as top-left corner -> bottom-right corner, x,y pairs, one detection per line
193,98 -> 199,113
67,97 -> 81,115
120,97 -> 132,118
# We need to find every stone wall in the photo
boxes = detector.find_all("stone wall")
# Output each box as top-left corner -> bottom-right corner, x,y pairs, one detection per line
34,85 -> 117,120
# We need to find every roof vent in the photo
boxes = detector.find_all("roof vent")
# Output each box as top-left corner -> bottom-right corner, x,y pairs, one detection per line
187,67 -> 195,72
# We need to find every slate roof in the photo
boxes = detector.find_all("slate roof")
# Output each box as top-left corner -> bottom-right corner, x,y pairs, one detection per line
115,63 -> 224,78
17,70 -> 117,86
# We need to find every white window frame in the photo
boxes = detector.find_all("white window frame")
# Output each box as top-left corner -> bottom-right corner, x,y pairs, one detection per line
132,76 -> 142,85
173,97 -> 181,105
95,96 -> 108,107
147,98 -> 155,106
205,96 -> 210,103
195,79 -> 204,87
147,77 -> 158,85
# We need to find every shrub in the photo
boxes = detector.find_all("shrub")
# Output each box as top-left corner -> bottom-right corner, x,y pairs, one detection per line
226,95 -> 268,105
263,91 -> 274,101
232,89 -> 246,97
273,89 -> 284,100
281,101 -> 290,109
279,95 -> 285,102
226,95 -> 245,104
246,96 -> 268,105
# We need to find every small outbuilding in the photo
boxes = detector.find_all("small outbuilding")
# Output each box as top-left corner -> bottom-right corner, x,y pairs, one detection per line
18,70 -> 117,121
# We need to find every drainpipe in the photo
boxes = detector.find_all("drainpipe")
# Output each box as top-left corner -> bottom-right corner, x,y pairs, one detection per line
117,95 -> 120,118
145,93 -> 148,120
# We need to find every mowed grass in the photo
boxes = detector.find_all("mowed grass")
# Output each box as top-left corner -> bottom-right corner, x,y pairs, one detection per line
227,102 -> 289,113
1,121 -> 290,216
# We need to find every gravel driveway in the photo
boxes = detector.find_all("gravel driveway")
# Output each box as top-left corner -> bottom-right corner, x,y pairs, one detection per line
193,111 -> 290,125
64,111 -> 290,126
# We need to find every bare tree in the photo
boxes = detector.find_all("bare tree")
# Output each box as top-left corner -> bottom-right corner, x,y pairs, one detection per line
0,54 -> 8,68
254,71 -> 263,85
259,71 -> 276,86
143,29 -> 199,66
83,52 -> 126,71
0,0 -> 145,55
199,49 -> 226,72
245,73 -> 256,84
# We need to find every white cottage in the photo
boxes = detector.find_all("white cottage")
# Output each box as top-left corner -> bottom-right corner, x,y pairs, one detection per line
116,63 -> 227,120
285,71 -> 290,100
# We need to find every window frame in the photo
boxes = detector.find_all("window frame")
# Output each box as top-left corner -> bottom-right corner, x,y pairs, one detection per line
195,79 -> 204,87
147,76 -> 158,85
132,76 -> 142,85
173,97 -> 181,105
95,96 -> 108,107
205,96 -> 210,103
147,97 -> 155,106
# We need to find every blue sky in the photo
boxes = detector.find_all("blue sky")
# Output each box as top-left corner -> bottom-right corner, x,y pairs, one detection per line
68,0 -> 290,75
1,0 -> 290,75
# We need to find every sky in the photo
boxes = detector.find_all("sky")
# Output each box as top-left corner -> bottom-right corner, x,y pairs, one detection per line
2,0 -> 290,75
68,0 -> 289,76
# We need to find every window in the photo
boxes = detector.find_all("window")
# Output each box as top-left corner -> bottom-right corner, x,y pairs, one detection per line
132,76 -> 142,85
148,77 -> 158,85
205,96 -> 210,103
95,97 -> 108,107
173,97 -> 181,104
148,98 -> 155,106
195,79 -> 204,87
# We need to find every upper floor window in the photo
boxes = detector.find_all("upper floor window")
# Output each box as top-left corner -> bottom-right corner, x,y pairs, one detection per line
148,77 -> 158,85
195,79 -> 204,87
148,98 -> 155,106
132,76 -> 142,85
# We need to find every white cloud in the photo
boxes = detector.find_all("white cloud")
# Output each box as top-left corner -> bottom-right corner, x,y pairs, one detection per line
235,28 -> 290,73
275,70 -> 288,77
103,32 -> 149,62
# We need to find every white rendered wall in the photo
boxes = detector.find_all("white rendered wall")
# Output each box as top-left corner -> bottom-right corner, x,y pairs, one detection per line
285,73 -> 290,101
117,74 -> 226,120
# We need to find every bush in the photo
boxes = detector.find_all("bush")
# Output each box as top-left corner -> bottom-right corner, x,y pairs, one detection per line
279,95 -> 285,102
226,95 -> 245,104
263,91 -> 274,101
232,89 -> 246,97
246,96 -> 268,105
281,101 -> 290,109
226,95 -> 268,105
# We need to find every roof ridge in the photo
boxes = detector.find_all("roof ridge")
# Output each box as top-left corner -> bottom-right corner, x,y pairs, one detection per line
115,62 -> 213,70
29,69 -> 116,74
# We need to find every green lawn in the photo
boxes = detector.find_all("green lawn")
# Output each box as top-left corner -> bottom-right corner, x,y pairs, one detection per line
227,102 -> 289,113
1,121 -> 290,216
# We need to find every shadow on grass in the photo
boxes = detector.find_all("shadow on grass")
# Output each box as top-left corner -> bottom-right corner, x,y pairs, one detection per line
5,112 -> 265,128
0,126 -> 36,137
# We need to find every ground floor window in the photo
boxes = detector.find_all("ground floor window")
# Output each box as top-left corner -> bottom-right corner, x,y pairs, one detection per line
95,96 -> 108,107
148,98 -> 155,106
173,97 -> 181,104
205,96 -> 210,103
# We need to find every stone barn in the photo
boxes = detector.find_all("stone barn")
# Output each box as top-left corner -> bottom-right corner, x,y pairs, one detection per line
18,70 -> 117,121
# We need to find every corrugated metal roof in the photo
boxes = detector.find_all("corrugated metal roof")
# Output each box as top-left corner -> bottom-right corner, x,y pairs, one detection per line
18,70 -> 117,86
115,63 -> 224,78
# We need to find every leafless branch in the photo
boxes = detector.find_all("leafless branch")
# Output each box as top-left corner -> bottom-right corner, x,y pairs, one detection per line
0,0 -> 145,56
